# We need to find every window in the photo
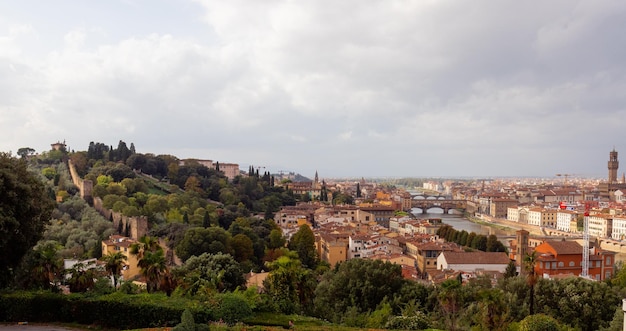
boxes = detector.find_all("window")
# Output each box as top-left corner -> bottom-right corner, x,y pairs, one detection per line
558,262 -> 564,267
596,261 -> 601,267
552,262 -> 557,269
607,257 -> 612,265
569,261 -> 575,267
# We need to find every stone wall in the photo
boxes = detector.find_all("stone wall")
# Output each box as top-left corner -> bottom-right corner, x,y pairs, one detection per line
68,159 -> 147,240
93,197 -> 148,240
67,159 -> 92,201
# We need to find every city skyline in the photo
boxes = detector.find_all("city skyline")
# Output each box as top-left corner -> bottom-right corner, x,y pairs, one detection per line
1,1 -> 626,178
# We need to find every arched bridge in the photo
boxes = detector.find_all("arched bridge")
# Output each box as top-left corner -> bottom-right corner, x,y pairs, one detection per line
410,199 -> 467,214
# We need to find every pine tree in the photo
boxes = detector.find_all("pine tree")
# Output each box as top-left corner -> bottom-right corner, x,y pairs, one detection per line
356,183 -> 362,198
215,161 -> 220,172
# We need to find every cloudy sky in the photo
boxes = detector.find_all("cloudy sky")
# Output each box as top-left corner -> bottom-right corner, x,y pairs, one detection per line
1,0 -> 626,178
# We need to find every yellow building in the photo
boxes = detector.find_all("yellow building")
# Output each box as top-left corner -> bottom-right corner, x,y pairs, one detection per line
101,235 -> 140,282
316,232 -> 348,267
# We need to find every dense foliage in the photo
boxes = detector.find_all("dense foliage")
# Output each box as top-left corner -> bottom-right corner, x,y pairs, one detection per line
437,224 -> 507,252
4,141 -> 626,330
0,153 -> 55,287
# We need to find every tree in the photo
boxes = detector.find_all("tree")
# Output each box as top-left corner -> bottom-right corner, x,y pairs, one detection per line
174,252 -> 245,294
535,276 -> 618,331
0,153 -> 55,288
504,260 -> 517,278
268,229 -> 286,249
66,262 -> 98,293
264,251 -> 315,314
202,211 -> 211,228
523,251 -> 539,315
231,234 -> 254,263
175,227 -> 233,262
101,251 -> 127,288
518,314 -> 563,331
288,225 -> 318,269
314,259 -> 407,323
17,147 -> 35,158
130,236 -> 167,293
31,242 -> 64,290
138,249 -> 167,293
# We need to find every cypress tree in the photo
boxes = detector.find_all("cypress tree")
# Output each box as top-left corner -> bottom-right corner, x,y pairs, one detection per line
203,211 -> 210,228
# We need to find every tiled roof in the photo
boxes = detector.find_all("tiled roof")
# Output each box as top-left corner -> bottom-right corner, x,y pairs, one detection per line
543,240 -> 582,255
441,251 -> 511,265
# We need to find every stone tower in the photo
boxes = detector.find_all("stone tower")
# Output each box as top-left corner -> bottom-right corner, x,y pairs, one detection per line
609,149 -> 619,183
516,230 -> 530,275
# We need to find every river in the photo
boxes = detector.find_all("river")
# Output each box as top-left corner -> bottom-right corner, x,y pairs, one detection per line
410,208 -> 514,237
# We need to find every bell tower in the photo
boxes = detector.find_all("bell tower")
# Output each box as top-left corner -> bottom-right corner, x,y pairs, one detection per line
609,149 -> 619,183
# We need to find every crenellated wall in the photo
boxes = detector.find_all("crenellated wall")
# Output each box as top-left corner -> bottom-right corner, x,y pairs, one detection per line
68,159 -> 147,240
93,197 -> 148,240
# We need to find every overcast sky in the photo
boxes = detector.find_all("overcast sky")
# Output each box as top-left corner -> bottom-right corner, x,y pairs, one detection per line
1,1 -> 626,179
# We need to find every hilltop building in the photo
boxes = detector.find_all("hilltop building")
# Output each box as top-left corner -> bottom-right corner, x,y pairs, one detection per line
179,159 -> 240,180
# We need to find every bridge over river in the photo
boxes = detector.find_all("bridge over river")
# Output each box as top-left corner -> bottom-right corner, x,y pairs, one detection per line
410,199 -> 467,214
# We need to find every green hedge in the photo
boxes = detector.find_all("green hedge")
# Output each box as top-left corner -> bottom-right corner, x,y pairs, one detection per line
0,291 -> 216,329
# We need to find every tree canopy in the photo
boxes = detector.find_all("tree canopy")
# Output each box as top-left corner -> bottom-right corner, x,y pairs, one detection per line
0,153 -> 55,287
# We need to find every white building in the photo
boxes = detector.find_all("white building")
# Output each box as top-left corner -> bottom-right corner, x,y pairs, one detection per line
556,210 -> 577,232
436,251 -> 510,273
527,208 -> 543,227
611,216 -> 626,240
587,215 -> 612,238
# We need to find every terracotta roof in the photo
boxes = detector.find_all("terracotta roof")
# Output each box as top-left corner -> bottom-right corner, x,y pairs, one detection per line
441,251 -> 511,265
544,241 -> 582,255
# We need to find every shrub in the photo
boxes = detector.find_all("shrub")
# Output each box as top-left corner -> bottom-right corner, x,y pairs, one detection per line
215,292 -> 253,325
385,314 -> 430,330
518,314 -> 564,331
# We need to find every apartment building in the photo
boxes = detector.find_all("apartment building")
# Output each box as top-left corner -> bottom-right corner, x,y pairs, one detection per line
101,235 -> 140,282
527,208 -> 557,228
587,214 -> 613,238
489,199 -> 517,218
612,216 -> 626,240
534,240 -> 615,281
556,210 -> 578,233
316,231 -> 349,267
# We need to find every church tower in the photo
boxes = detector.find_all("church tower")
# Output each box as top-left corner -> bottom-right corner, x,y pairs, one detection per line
609,149 -> 619,183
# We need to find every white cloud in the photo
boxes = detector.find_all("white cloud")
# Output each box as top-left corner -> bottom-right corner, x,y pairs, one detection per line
1,0 -> 626,177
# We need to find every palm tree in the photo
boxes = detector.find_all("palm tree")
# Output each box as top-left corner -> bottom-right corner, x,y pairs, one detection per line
138,249 -> 167,293
101,252 -> 127,288
66,262 -> 97,293
32,242 -> 63,290
130,236 -> 172,293
129,236 -> 160,260
523,251 -> 539,315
